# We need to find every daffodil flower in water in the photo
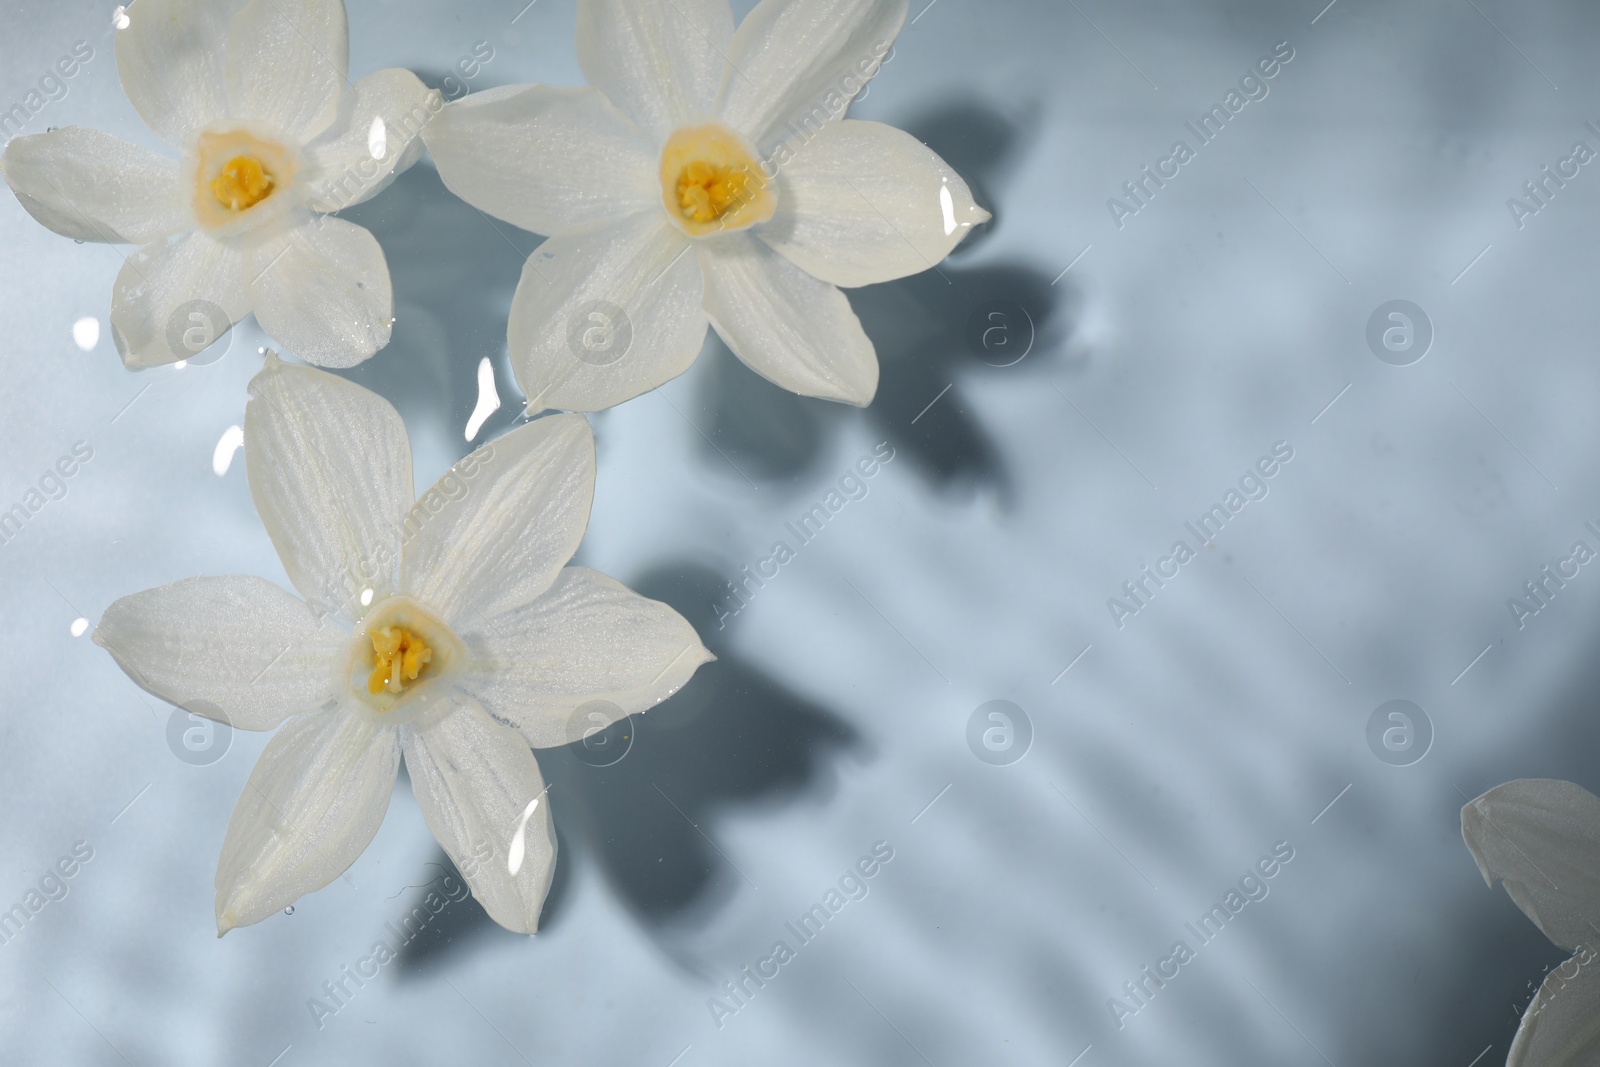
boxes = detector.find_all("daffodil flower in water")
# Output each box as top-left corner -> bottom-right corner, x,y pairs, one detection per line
423,0 -> 991,412
1,0 -> 438,368
95,356 -> 711,933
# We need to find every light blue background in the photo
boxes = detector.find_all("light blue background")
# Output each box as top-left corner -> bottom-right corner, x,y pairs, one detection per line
3,1 -> 1598,1064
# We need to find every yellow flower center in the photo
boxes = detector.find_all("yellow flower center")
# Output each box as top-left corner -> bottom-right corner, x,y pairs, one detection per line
367,625 -> 433,697
211,155 -> 275,212
659,124 -> 775,236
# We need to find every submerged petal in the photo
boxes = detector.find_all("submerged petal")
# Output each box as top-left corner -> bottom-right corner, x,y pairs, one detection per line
2,127 -> 188,244
244,215 -> 393,367
95,576 -> 344,731
699,233 -> 876,405
302,69 -> 440,213
225,0 -> 348,142
245,357 -> 413,619
402,700 -> 555,934
758,119 -> 989,287
400,414 -> 593,629
507,214 -> 705,413
115,0 -> 238,148
457,567 -> 712,749
215,706 -> 399,933
1462,779 -> 1600,952
717,0 -> 906,151
110,230 -> 250,369
423,84 -> 657,236
576,0 -> 734,143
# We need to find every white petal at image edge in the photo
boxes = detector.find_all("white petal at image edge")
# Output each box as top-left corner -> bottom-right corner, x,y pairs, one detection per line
1462,779 -> 1600,951
1,127 -> 188,244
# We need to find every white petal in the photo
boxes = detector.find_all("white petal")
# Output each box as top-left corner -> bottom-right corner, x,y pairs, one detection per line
110,230 -> 250,369
95,576 -> 344,731
576,0 -> 734,143
457,567 -> 712,749
215,706 -> 399,933
245,356 -> 413,620
225,0 -> 348,142
758,119 -> 988,287
302,69 -> 440,213
717,0 -> 906,150
244,215 -> 393,367
400,415 -> 593,627
1462,779 -> 1600,952
508,214 -> 705,412
422,84 -> 656,236
401,701 -> 555,934
699,233 -> 876,404
1508,950 -> 1600,1067
115,0 -> 238,147
2,128 -> 188,244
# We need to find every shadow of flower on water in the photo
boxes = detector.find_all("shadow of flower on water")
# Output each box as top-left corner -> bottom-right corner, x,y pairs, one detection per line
395,561 -> 861,975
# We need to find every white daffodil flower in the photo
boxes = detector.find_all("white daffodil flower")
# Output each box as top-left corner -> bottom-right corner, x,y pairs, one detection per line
1462,779 -> 1600,1065
422,0 -> 990,413
94,356 -> 712,934
1,0 -> 439,370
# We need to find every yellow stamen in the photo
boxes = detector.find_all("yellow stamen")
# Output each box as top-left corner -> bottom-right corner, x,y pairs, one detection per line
676,159 -> 758,224
659,124 -> 775,236
211,155 -> 275,212
367,625 -> 433,697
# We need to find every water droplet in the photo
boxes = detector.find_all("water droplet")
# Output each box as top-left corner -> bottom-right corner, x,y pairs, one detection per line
112,6 -> 130,29
212,425 -> 244,476
71,316 -> 100,351
70,618 -> 88,638
283,905 -> 295,915
73,239 -> 84,244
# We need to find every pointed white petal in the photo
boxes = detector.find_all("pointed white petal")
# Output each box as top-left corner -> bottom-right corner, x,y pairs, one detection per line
400,414 -> 593,627
110,230 -> 250,369
576,0 -> 734,143
1462,779 -> 1600,952
225,0 -> 348,142
244,216 -> 393,367
717,0 -> 906,150
758,119 -> 988,287
245,356 -> 412,619
508,214 -> 705,412
215,706 -> 399,933
422,84 -> 656,236
94,576 -> 344,731
402,701 -> 555,933
115,0 -> 238,147
1508,950 -> 1600,1067
699,233 -> 876,404
302,69 -> 440,213
457,567 -> 712,749
2,127 -> 188,244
